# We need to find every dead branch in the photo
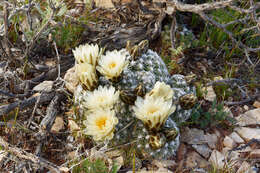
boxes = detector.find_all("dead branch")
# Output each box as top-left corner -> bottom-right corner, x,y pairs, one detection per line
39,93 -> 65,132
15,55 -> 74,93
166,0 -> 234,13
224,93 -> 260,105
0,137 -> 60,172
170,13 -> 177,49
3,1 -> 11,58
198,12 -> 260,53
34,93 -> 65,159
0,92 -> 55,116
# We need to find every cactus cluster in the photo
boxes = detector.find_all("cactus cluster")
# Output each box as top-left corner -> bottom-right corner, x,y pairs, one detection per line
71,41 -> 196,159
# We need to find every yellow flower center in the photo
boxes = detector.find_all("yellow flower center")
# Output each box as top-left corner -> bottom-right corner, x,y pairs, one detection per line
109,62 -> 116,69
96,117 -> 107,130
98,96 -> 105,102
148,107 -> 159,115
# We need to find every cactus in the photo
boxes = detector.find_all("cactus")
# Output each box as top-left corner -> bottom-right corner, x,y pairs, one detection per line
72,41 -> 196,159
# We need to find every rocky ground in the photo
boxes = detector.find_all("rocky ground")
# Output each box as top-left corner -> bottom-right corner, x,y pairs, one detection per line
0,0 -> 260,173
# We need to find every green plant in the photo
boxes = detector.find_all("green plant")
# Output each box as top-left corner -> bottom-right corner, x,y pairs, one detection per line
72,158 -> 118,173
186,99 -> 235,129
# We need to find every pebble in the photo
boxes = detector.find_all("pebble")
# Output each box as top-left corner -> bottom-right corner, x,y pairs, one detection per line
209,150 -> 225,169
235,127 -> 260,142
223,136 -> 237,148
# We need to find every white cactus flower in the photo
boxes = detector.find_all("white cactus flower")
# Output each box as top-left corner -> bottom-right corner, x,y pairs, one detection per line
133,96 -> 176,132
96,50 -> 129,80
147,81 -> 173,101
73,43 -> 102,66
83,109 -> 118,141
82,85 -> 119,110
75,63 -> 97,90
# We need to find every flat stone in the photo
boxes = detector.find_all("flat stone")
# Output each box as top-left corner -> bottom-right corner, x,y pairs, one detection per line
223,136 -> 237,148
236,108 -> 260,126
33,80 -> 53,92
181,128 -> 206,145
235,127 -> 260,142
236,161 -> 251,173
222,147 -> 240,161
151,160 -> 176,173
68,119 -> 80,132
249,149 -> 260,159
64,67 -> 79,93
209,150 -> 225,169
192,144 -> 212,159
243,105 -> 249,111
253,101 -> 260,108
204,133 -> 218,149
51,116 -> 64,133
106,150 -> 124,170
94,0 -> 114,8
152,159 -> 176,168
186,151 -> 209,169
229,132 -> 244,144
202,86 -> 216,102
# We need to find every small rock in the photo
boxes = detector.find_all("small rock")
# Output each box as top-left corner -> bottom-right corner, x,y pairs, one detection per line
223,106 -> 233,117
151,160 -> 176,172
64,67 -> 79,93
181,128 -> 206,145
236,161 -> 251,173
235,127 -> 260,142
202,86 -> 216,102
67,151 -> 77,160
204,133 -> 218,149
209,150 -> 225,169
222,147 -> 240,161
59,167 -> 69,172
68,119 -> 80,132
253,101 -> 260,108
229,132 -> 244,144
106,150 -> 124,170
223,136 -> 237,148
33,81 -> 53,92
243,105 -> 249,111
186,151 -> 209,169
152,159 -> 176,168
192,144 -> 212,159
94,0 -> 114,8
236,108 -> 260,126
249,149 -> 260,158
51,116 -> 64,133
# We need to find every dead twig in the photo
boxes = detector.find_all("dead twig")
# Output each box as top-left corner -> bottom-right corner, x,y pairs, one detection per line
0,92 -> 55,116
224,93 -> 260,105
170,13 -> 177,49
34,93 -> 65,158
3,1 -> 11,58
0,137 -> 61,172
26,92 -> 42,128
53,41 -> 61,81
166,0 -> 234,13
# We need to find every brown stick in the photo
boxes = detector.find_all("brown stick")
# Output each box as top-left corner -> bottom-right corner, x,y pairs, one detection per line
0,92 -> 55,116
166,0 -> 234,13
0,137 -> 60,172
3,1 -> 11,58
